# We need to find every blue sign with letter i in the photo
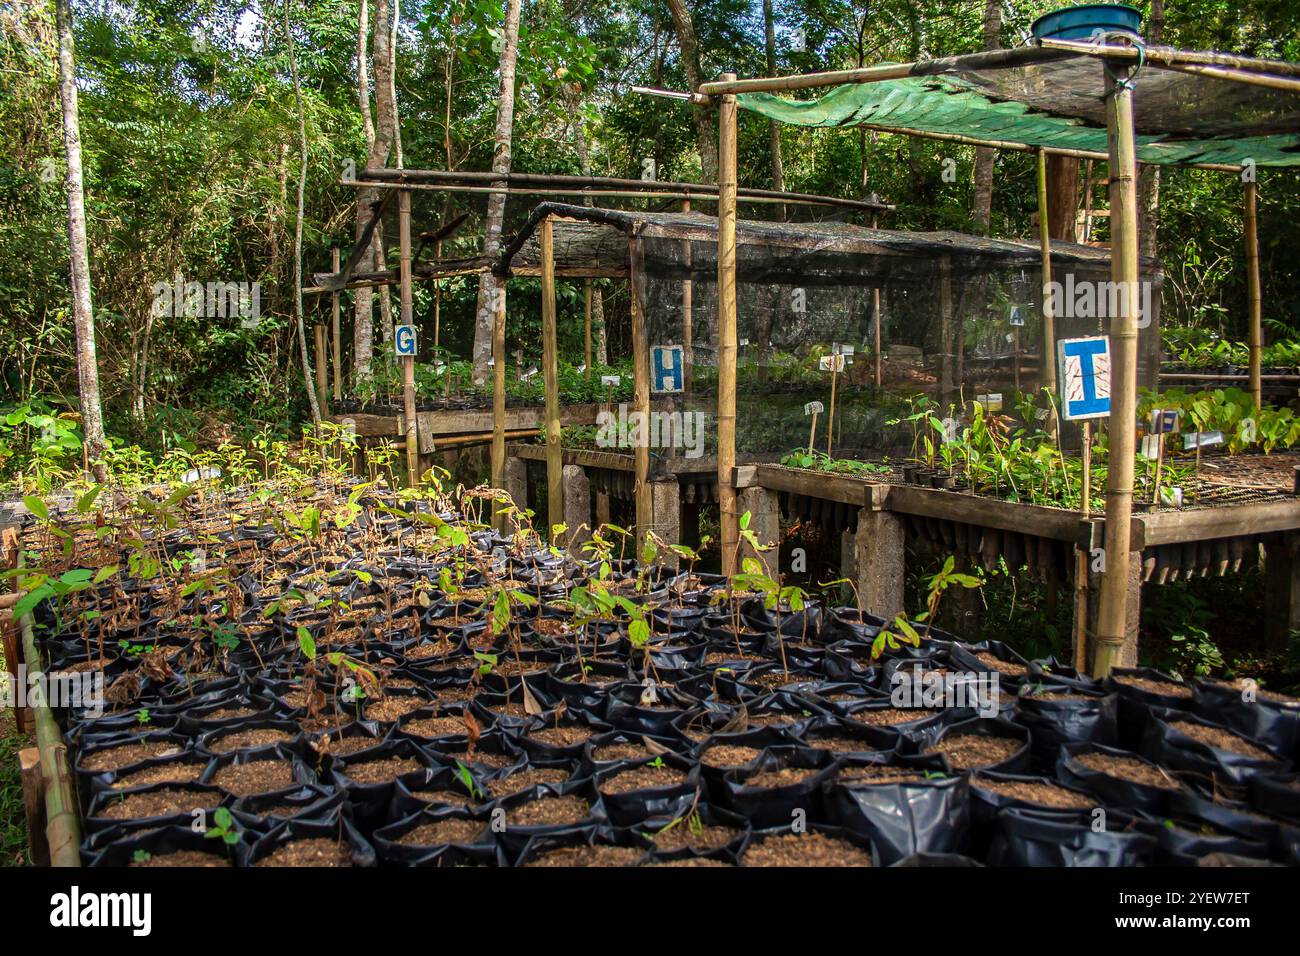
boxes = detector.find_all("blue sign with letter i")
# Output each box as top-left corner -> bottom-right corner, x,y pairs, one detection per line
1057,336 -> 1111,421
651,344 -> 685,394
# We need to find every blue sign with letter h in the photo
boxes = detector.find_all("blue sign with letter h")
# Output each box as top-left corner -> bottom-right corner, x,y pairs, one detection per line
652,345 -> 684,394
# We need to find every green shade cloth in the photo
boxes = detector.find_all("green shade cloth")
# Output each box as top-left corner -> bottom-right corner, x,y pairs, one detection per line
738,73 -> 1300,167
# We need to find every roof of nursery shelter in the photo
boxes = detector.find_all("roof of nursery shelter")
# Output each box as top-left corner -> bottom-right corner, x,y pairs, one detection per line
717,42 -> 1300,168
496,202 -> 1163,286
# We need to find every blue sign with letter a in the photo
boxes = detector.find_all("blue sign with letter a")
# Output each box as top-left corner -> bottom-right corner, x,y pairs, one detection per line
1057,335 -> 1111,421
651,344 -> 684,394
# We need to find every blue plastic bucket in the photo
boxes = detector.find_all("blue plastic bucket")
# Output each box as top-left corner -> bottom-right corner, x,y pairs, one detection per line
1031,4 -> 1142,42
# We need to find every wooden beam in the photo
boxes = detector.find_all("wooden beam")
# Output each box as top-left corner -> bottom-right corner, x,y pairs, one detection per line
541,217 -> 564,534
718,75 -> 740,575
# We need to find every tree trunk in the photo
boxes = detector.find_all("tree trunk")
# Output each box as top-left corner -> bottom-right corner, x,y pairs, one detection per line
762,0 -> 784,202
1138,0 -> 1163,256
55,0 -> 106,480
470,0 -> 522,385
970,0 -> 1000,234
353,0 -> 376,380
284,0 -> 320,425
1047,153 -> 1080,241
353,0 -> 397,381
666,0 -> 718,182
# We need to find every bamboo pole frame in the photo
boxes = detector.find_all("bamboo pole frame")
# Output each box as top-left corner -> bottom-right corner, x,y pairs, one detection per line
399,189 -> 419,488
718,76 -> 740,575
1037,148 -> 1058,396
682,198 -> 694,400
541,217 -> 564,535
313,324 -> 329,415
1094,62 -> 1142,678
1245,179 -> 1263,409
630,236 -> 653,541
18,592 -> 80,866
491,278 -> 508,532
330,247 -> 342,401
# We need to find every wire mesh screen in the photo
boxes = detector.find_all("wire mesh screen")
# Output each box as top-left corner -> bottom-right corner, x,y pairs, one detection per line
502,205 -> 1162,464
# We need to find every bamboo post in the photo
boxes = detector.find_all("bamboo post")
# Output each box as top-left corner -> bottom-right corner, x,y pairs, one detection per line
827,358 -> 839,458
871,214 -> 882,389
434,239 -> 443,354
399,189 -> 418,488
541,216 -> 564,536
18,592 -> 80,865
808,407 -> 819,454
1245,179 -> 1263,410
1093,62 -> 1141,678
313,324 -> 329,415
584,279 -> 593,377
330,247 -> 342,401
630,236 -> 653,542
491,276 -> 508,532
1037,148 -> 1058,396
1073,420 -> 1092,672
682,197 -> 694,401
717,76 -> 740,576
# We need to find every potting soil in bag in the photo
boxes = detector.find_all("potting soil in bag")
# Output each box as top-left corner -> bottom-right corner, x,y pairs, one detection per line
986,806 -> 1155,867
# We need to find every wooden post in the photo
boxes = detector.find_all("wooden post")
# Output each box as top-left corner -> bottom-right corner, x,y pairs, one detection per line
629,236 -> 653,542
399,189 -> 418,488
1037,148 -> 1057,394
20,748 -> 50,866
491,275 -> 508,532
1094,62 -> 1141,678
1245,178 -> 1263,410
717,75 -> 740,576
939,256 -> 954,407
1073,420 -> 1092,672
584,279 -> 593,377
313,324 -> 329,415
330,247 -> 342,401
541,216 -> 564,535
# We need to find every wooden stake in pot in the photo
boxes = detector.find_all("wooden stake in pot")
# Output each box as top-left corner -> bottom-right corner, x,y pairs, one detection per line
805,400 -> 823,455
331,247 -> 342,401
1073,420 -> 1092,672
398,189 -> 419,488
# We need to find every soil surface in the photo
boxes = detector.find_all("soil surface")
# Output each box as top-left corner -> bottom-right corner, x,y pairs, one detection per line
398,818 -> 486,846
699,745 -> 762,768
340,756 -> 424,783
743,832 -> 872,866
600,763 -> 689,794
928,734 -> 1022,770
971,776 -> 1094,809
1111,675 -> 1193,699
522,844 -> 645,867
504,795 -> 594,827
1170,720 -> 1275,760
210,760 -> 296,795
1075,751 -> 1182,790
96,788 -> 217,820
255,838 -> 354,866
